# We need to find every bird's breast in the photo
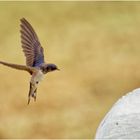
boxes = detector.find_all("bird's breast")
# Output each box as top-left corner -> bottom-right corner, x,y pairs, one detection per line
35,70 -> 44,81
31,70 -> 44,84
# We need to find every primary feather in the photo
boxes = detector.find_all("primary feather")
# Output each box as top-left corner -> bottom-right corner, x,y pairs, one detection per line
20,18 -> 45,67
0,61 -> 35,74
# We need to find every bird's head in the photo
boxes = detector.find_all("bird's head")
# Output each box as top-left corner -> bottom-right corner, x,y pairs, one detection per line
41,63 -> 60,74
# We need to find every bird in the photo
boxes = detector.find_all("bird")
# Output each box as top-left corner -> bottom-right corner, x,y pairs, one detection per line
0,18 -> 59,104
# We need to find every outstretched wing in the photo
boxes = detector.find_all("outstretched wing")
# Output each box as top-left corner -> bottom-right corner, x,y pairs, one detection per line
20,18 -> 45,67
0,61 -> 36,74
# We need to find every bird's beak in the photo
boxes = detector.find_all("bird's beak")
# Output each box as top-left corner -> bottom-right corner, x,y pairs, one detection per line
57,68 -> 60,71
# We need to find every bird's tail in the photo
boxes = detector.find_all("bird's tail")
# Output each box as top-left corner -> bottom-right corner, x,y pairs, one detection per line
28,82 -> 37,104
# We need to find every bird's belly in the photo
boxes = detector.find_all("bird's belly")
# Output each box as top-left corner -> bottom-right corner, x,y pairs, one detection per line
35,71 -> 44,82
31,70 -> 44,84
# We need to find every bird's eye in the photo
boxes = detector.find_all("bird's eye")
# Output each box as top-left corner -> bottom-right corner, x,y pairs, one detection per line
36,81 -> 39,84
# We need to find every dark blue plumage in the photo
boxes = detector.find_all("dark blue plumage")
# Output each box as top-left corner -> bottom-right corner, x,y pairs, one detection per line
0,18 -> 59,104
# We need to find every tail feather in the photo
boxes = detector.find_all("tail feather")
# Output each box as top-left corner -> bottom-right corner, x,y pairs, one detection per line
28,82 -> 32,104
28,82 -> 37,104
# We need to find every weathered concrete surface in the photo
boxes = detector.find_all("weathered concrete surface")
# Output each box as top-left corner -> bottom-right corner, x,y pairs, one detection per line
95,88 -> 140,139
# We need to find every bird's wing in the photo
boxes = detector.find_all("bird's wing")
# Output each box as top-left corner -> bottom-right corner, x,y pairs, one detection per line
0,61 -> 36,74
20,18 -> 45,67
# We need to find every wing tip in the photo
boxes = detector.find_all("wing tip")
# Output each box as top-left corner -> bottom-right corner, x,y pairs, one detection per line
20,17 -> 26,21
20,18 -> 29,24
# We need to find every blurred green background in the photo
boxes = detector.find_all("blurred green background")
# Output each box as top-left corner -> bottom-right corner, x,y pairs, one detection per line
0,1 -> 140,139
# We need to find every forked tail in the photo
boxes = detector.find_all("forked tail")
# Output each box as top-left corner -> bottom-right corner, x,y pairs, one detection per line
28,82 -> 37,104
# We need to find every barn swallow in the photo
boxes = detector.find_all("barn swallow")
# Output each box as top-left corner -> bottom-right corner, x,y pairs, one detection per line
0,18 -> 59,104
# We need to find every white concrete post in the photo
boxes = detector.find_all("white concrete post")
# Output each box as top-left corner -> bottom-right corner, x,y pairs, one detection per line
95,88 -> 140,139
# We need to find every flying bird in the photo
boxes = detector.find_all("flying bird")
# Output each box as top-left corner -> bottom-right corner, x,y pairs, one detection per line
0,18 -> 59,104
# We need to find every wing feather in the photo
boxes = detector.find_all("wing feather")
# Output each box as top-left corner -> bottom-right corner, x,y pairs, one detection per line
20,30 -> 33,41
0,61 -> 36,74
20,24 -> 34,40
21,19 -> 38,39
20,18 -> 45,67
